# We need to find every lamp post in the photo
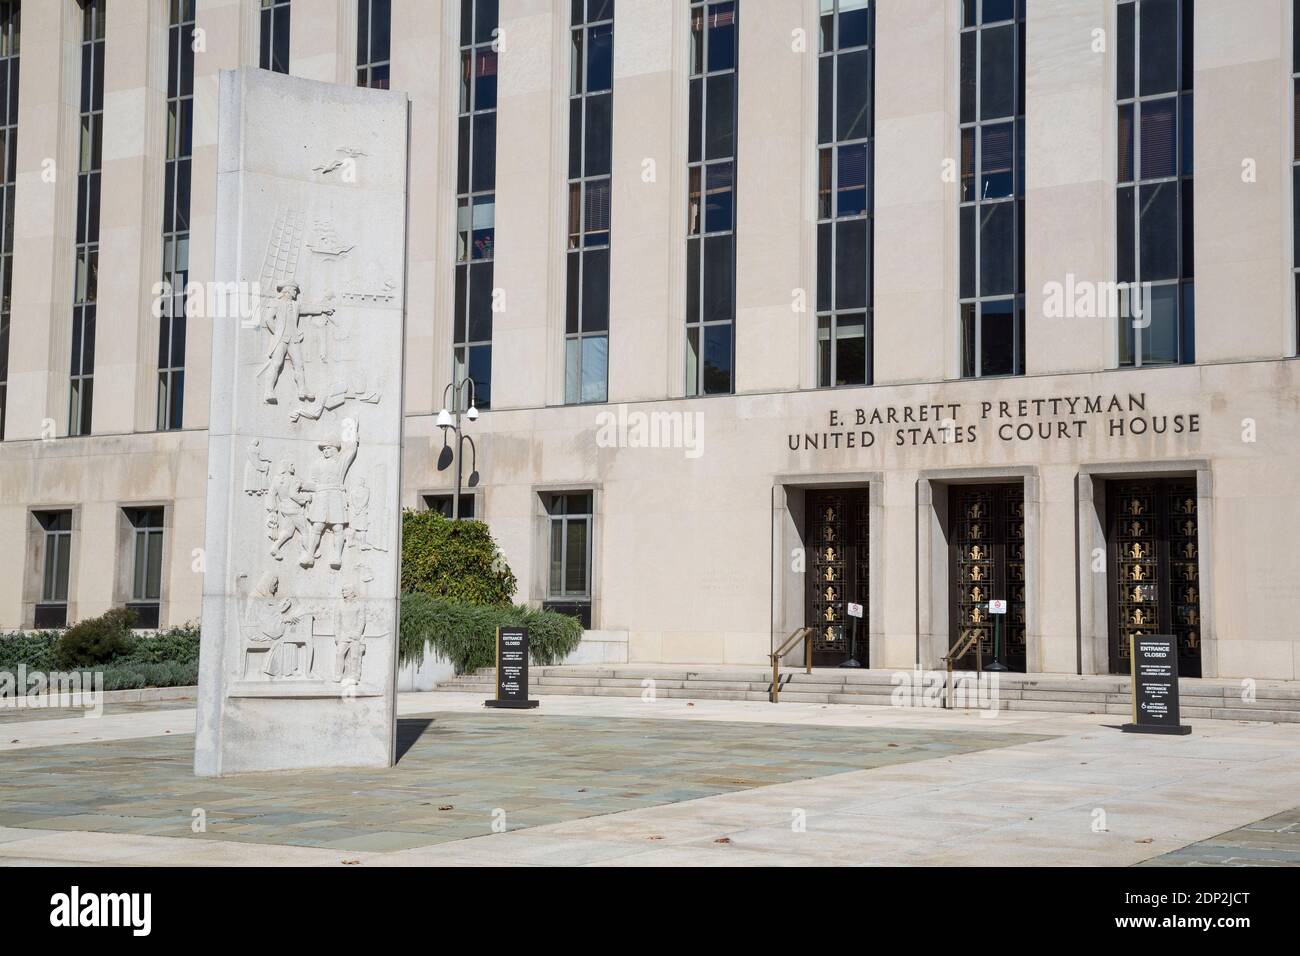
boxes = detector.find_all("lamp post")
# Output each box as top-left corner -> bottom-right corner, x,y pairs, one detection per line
436,377 -> 480,520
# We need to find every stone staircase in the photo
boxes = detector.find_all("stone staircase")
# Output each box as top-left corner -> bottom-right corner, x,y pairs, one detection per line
430,663 -> 1300,723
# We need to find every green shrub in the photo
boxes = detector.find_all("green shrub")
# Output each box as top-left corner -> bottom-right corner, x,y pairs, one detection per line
122,625 -> 201,666
1,619 -> 200,692
399,592 -> 583,675
53,607 -> 137,669
0,631 -> 61,673
400,509 -> 518,605
60,660 -> 198,691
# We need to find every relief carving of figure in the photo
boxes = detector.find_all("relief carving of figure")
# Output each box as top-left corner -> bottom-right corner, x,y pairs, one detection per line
243,439 -> 272,495
259,281 -> 336,405
302,420 -> 359,569
268,460 -> 312,564
332,582 -> 367,685
348,478 -> 372,552
245,572 -> 310,679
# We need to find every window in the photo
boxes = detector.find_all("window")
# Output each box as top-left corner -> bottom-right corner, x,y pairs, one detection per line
959,0 -> 1025,378
686,1 -> 737,396
453,0 -> 499,409
69,0 -> 105,437
259,0 -> 290,74
126,507 -> 164,629
0,1 -> 18,441
422,493 -> 476,519
816,0 -> 873,387
35,511 -> 72,629
565,0 -> 614,405
1117,0 -> 1194,367
544,492 -> 593,627
158,0 -> 194,431
357,0 -> 390,89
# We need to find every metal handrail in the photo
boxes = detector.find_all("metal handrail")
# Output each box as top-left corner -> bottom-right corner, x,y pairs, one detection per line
942,628 -> 984,709
769,626 -> 813,703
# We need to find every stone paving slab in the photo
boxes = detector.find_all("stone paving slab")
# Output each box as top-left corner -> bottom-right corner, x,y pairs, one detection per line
0,700 -> 195,725
0,710 -> 1041,853
1138,806 -> 1300,866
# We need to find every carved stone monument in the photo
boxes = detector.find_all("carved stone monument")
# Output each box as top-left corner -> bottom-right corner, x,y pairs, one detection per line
195,69 -> 407,775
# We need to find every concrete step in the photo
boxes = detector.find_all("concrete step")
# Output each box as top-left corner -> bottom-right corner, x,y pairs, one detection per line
427,665 -> 1300,723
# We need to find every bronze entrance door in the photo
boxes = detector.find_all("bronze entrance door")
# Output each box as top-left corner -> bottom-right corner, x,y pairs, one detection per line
948,484 -> 1026,672
1106,479 -> 1202,678
805,489 -> 869,667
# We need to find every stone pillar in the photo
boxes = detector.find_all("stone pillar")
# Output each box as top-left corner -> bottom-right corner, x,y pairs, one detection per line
195,68 -> 408,776
6,0 -> 80,440
734,0 -> 809,394
1023,0 -> 1114,375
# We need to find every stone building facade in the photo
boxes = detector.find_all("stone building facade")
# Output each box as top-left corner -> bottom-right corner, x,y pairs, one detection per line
1,0 -> 1298,681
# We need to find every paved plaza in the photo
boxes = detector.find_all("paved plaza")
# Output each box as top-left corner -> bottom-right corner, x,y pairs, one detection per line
1,693 -> 1299,866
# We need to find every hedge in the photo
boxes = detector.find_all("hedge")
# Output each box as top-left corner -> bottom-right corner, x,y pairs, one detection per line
399,592 -> 583,675
400,509 -> 518,605
0,619 -> 201,691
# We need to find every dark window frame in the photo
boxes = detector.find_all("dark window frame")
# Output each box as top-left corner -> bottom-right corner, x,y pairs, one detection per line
958,0 -> 1025,379
544,492 -> 593,603
157,0 -> 195,430
259,0 -> 291,74
356,0 -> 391,89
565,1 -> 614,405
686,0 -> 737,396
816,0 -> 874,388
1116,0 -> 1194,368
35,510 -> 73,628
453,0 -> 500,409
69,0 -> 106,437
0,0 -> 18,441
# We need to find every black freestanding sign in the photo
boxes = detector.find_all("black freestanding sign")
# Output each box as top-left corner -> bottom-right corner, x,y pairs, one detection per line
1122,634 -> 1191,735
484,626 -> 539,709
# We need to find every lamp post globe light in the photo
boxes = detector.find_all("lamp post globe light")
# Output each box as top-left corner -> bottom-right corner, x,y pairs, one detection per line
436,377 -> 480,521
